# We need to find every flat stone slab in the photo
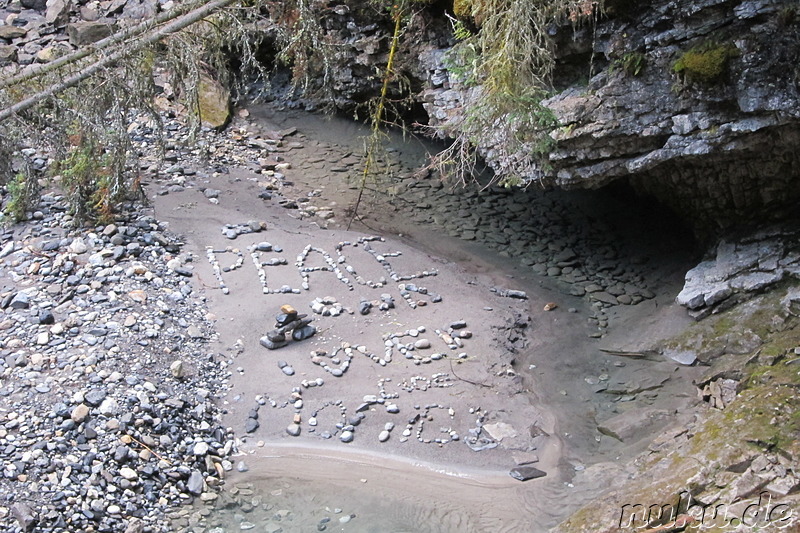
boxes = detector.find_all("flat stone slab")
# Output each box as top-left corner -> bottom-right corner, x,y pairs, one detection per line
509,466 -> 546,481
483,422 -> 517,442
597,407 -> 672,443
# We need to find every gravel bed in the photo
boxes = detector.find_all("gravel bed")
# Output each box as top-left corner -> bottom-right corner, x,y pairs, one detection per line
0,194 -> 234,532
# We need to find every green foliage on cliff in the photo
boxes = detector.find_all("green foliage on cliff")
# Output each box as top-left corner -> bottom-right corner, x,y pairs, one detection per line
452,0 -> 472,19
672,42 -> 736,84
612,51 -> 646,76
433,0 -> 598,186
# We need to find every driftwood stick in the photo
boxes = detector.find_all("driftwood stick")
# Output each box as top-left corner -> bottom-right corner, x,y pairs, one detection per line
599,348 -> 660,360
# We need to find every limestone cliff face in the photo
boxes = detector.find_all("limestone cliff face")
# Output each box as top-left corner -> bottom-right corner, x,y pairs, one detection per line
267,0 -> 799,238
270,0 -> 800,310
419,0 -> 800,237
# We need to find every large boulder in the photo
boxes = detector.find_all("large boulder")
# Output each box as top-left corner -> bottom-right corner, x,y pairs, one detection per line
0,44 -> 18,65
67,21 -> 114,46
197,74 -> 231,130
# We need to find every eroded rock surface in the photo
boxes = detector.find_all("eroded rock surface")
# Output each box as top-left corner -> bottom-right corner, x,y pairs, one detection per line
421,0 -> 800,235
676,225 -> 800,315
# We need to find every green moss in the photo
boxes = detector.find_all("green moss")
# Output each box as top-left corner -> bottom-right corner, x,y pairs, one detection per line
672,42 -> 736,84
557,285 -> 800,532
453,0 -> 473,18
711,315 -> 735,337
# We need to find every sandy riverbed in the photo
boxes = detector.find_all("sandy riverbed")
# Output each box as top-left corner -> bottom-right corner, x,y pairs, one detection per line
153,105 -> 700,532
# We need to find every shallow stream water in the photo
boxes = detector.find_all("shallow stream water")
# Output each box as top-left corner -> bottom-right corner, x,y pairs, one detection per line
205,447 -> 575,533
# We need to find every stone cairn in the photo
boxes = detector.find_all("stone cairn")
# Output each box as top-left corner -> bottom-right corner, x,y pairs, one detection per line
259,304 -> 317,351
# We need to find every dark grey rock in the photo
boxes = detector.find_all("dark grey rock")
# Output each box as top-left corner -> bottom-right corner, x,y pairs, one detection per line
267,330 -> 286,343
186,469 -> 204,495
10,292 -> 30,309
84,389 -> 107,407
291,325 -> 316,341
38,310 -> 55,324
114,445 -> 131,462
20,0 -> 47,10
11,502 -> 38,532
509,466 -> 546,481
504,289 -> 528,300
260,336 -> 288,350
590,291 -> 618,306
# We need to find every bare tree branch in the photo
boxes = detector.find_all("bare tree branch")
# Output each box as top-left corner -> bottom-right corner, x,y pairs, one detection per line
0,0 -> 209,90
0,0 -> 236,123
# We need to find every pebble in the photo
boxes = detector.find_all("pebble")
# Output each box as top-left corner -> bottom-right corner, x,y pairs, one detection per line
70,404 -> 90,423
187,470 -> 205,495
170,360 -> 184,378
119,467 -> 138,480
194,441 -> 210,455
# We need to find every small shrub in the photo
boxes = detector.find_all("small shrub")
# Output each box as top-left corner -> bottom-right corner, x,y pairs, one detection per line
612,51 -> 645,76
55,140 -> 114,222
3,173 -> 30,223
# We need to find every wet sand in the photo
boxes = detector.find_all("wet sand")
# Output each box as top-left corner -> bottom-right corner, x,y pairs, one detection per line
153,105 -> 700,531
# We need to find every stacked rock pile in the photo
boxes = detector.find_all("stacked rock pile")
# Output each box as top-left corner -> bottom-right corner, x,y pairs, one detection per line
258,305 -> 317,351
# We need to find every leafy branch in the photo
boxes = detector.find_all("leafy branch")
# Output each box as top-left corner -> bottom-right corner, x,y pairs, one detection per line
430,0 -> 601,188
